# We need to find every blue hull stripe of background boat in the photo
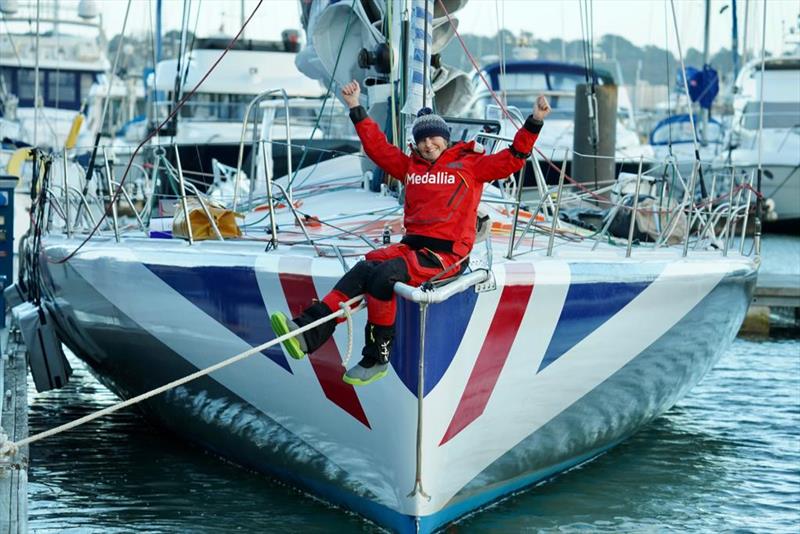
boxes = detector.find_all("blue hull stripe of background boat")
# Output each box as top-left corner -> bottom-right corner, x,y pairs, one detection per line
144,264 -> 292,372
537,262 -> 666,373
391,289 -> 479,396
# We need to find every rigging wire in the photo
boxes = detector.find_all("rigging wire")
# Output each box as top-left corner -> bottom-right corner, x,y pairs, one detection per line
578,1 -> 590,85
495,0 -> 507,108
47,0 -> 266,264
663,0 -> 673,156
33,0 -> 40,146
588,0 -> 596,79
753,0 -> 767,254
69,0 -> 134,223
668,0 -> 707,199
99,0 -> 134,140
288,0 -> 359,191
422,0 -> 430,108
587,0 -> 599,188
147,0 -> 159,142
179,0 -> 204,112
436,0 -> 518,127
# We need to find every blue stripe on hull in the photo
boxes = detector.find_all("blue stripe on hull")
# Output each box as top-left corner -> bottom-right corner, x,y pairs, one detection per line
392,289 -> 479,396
144,264 -> 291,372
539,263 -> 663,372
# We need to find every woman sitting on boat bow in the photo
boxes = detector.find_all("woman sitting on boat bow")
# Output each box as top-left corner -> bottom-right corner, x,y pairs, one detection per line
271,80 -> 550,386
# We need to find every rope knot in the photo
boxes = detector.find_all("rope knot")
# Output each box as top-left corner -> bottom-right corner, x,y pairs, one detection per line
0,430 -> 19,458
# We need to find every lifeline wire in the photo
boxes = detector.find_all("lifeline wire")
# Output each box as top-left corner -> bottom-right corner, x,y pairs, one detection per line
4,295 -> 366,453
669,0 -> 704,191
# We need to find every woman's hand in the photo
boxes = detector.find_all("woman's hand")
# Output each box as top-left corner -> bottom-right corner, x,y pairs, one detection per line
533,95 -> 551,121
341,80 -> 361,109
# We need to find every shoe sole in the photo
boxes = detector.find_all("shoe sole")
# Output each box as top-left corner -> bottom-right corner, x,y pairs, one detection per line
342,368 -> 388,386
270,312 -> 306,360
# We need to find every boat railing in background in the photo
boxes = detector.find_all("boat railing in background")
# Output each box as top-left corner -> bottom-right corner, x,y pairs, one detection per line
469,128 -> 762,260
233,89 -> 292,211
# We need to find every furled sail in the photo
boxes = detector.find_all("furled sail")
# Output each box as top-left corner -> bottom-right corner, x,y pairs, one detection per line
296,0 -> 472,117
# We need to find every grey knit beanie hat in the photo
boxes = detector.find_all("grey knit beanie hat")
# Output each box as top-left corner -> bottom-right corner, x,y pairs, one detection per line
411,107 -> 450,143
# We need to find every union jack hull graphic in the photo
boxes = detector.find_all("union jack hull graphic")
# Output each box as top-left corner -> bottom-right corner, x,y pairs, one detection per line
39,236 -> 756,533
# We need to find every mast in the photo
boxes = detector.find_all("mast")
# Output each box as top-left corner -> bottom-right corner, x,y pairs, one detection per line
33,0 -> 40,146
701,0 -> 710,146
731,0 -> 739,82
156,0 -> 163,63
742,0 -> 749,67
401,0 -> 433,117
240,0 -> 245,40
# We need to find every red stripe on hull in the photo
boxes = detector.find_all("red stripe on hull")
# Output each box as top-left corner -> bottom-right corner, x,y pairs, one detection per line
440,263 -> 535,445
278,257 -> 371,428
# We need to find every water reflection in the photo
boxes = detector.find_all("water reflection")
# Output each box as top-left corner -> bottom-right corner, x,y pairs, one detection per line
29,336 -> 799,532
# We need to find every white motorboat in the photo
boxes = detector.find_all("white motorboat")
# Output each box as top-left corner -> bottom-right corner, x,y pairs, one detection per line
149,35 -> 361,184
714,56 -> 800,226
0,0 -> 108,149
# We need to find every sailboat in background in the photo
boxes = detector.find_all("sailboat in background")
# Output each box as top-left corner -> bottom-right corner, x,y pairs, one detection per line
19,1 -> 759,532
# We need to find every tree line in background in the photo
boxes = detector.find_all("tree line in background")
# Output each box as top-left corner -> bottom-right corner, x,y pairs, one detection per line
440,31 -> 745,88
109,30 -> 747,88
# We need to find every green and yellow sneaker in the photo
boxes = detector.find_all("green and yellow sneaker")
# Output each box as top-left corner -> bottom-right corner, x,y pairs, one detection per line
343,359 -> 389,386
270,312 -> 306,360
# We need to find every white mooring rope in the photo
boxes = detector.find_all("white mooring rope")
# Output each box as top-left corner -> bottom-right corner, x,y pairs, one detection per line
339,299 -> 367,366
0,295 -> 366,457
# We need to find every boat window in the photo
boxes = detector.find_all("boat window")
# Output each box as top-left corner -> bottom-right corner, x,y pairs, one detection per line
507,93 -> 575,121
470,93 -> 575,121
178,93 -> 253,121
548,72 -> 585,92
102,98 -> 125,134
17,69 -> 37,102
81,73 -> 96,101
742,102 -> 800,129
498,72 -> 547,91
0,68 -> 12,95
46,71 -> 78,107
651,119 -> 722,144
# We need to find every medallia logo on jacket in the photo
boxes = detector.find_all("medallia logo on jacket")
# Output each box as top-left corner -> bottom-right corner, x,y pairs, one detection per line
406,171 -> 456,185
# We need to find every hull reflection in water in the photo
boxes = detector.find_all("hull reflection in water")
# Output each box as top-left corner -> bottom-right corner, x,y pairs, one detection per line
30,336 -> 800,532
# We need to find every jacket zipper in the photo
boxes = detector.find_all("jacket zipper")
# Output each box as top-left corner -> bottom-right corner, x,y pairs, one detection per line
446,181 -> 464,207
446,171 -> 469,207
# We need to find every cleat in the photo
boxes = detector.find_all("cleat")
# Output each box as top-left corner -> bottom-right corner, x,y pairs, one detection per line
343,360 -> 389,386
270,312 -> 306,360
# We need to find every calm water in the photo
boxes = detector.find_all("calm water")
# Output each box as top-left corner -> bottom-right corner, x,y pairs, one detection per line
26,334 -> 799,533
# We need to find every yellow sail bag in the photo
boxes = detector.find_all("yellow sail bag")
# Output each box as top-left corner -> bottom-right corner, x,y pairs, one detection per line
172,197 -> 243,240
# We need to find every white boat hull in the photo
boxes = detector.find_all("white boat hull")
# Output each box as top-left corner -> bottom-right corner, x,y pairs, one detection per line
37,236 -> 756,532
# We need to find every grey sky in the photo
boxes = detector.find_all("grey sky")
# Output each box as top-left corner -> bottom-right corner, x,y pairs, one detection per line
92,0 -> 798,58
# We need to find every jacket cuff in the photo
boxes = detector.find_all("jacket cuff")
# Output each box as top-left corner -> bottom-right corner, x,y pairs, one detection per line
349,106 -> 368,124
523,115 -> 544,134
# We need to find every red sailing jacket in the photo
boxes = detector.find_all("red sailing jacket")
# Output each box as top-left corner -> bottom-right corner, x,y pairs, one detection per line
351,107 -> 542,257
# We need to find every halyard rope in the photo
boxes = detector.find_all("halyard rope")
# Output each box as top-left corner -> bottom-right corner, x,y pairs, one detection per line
0,295 -> 365,456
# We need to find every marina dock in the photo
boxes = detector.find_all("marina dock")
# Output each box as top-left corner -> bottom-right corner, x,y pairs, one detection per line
0,325 -> 28,534
741,235 -> 800,335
